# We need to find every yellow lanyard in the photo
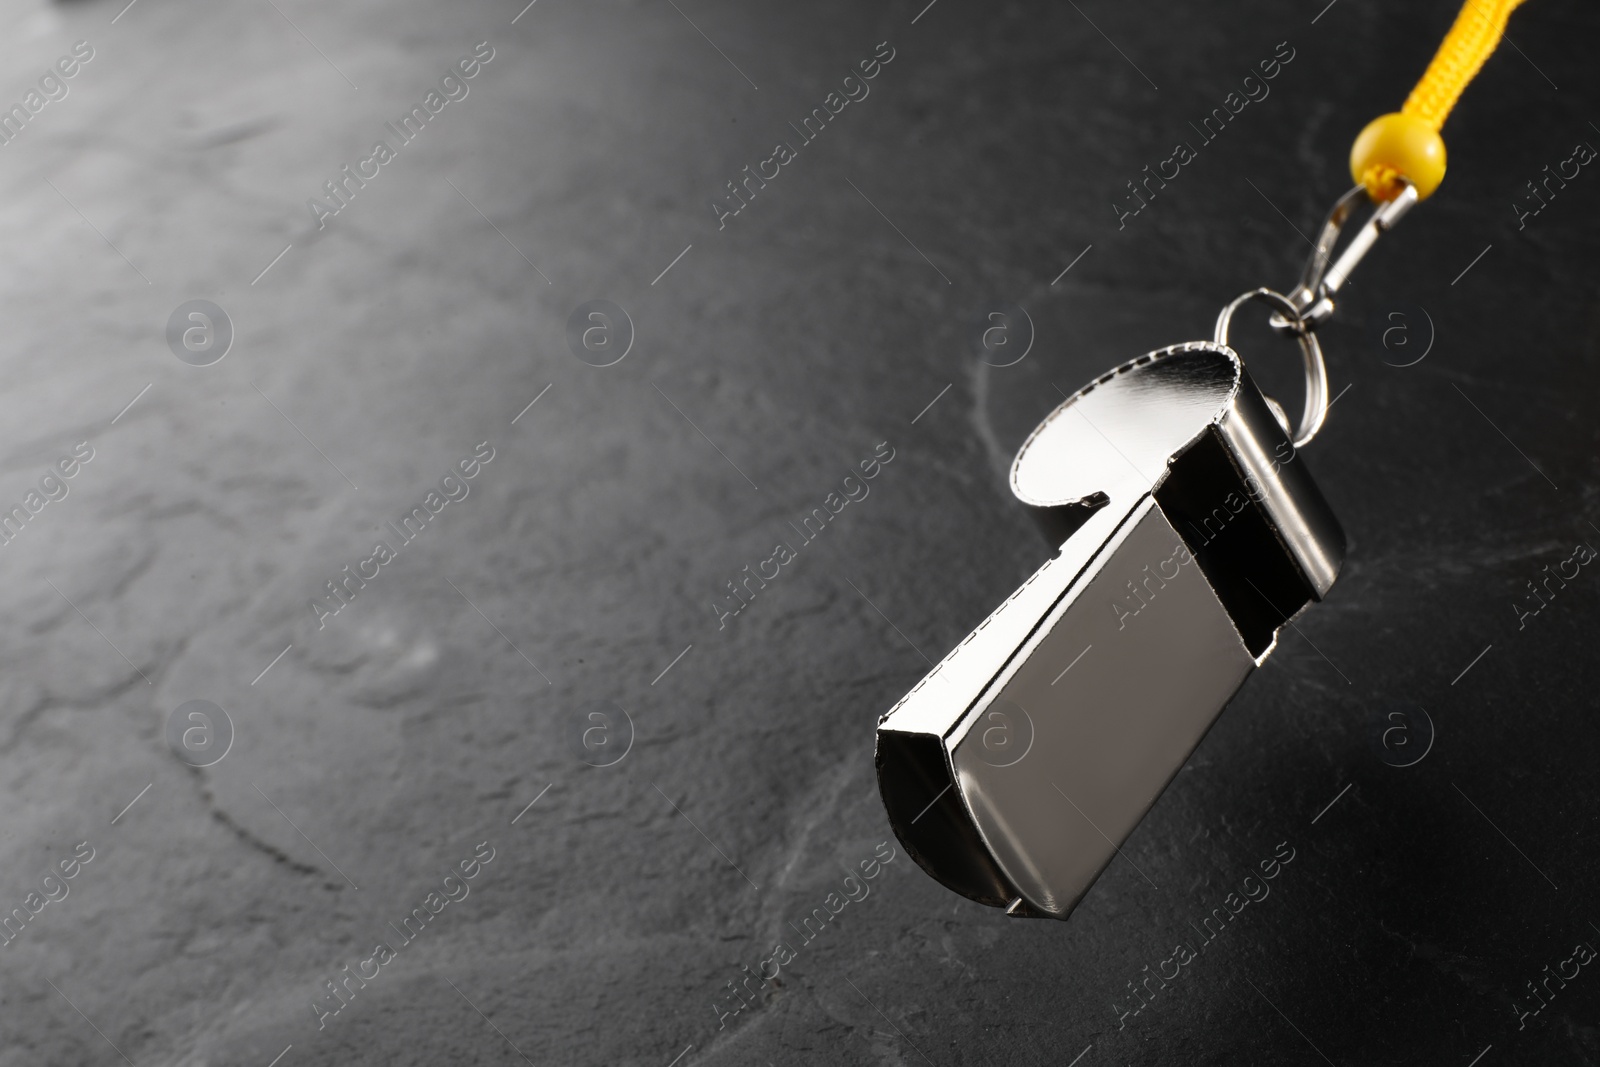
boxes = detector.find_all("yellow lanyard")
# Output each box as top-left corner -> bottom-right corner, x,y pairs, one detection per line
1351,0 -> 1531,201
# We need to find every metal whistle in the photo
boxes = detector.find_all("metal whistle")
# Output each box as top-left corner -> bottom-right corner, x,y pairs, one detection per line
875,330 -> 1344,919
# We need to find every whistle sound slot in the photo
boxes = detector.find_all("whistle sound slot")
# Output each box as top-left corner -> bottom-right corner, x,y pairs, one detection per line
1029,491 -> 1111,551
1153,430 -> 1311,657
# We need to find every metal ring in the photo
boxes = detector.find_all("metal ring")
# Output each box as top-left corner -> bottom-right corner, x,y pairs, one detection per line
1213,287 -> 1328,448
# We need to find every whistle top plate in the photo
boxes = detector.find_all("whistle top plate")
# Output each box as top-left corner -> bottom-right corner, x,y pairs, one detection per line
1011,343 -> 1241,509
1012,342 -> 1341,599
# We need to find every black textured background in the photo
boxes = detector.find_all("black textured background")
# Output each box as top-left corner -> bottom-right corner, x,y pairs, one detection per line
0,0 -> 1597,1064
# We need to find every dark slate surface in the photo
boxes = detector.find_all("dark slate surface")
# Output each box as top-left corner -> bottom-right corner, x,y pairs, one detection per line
0,0 -> 1597,1063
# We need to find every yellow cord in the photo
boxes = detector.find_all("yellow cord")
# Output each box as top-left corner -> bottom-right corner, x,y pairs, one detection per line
1351,0 -> 1531,201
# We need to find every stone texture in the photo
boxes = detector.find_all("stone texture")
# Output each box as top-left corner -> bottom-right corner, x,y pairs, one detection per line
0,0 -> 1595,1064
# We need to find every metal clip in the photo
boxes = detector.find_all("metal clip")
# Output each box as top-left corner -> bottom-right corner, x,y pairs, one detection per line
1270,180 -> 1420,333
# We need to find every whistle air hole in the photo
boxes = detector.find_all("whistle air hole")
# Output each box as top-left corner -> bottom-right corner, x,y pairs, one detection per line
1263,396 -> 1292,438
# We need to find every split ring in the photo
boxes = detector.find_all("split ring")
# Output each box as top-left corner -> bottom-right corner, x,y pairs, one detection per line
1213,287 -> 1329,448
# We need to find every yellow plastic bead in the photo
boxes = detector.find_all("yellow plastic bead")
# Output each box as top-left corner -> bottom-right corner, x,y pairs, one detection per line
1349,112 -> 1447,201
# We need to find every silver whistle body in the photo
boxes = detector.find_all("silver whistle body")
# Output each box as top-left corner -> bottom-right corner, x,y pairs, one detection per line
875,342 -> 1344,918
